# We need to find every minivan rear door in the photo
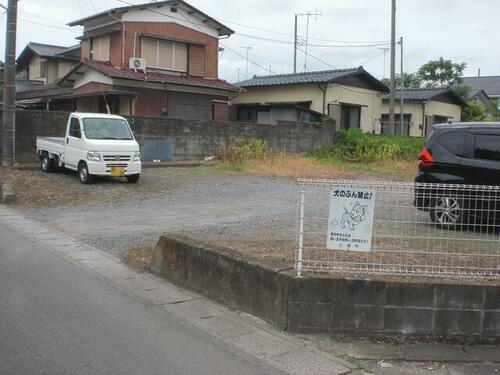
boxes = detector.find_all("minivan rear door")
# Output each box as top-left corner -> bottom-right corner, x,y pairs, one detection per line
461,129 -> 500,186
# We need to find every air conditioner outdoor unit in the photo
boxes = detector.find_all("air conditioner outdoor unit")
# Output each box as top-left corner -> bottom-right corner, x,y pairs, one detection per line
129,57 -> 146,70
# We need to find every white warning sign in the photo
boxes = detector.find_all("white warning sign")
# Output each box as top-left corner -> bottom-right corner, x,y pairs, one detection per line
326,187 -> 376,252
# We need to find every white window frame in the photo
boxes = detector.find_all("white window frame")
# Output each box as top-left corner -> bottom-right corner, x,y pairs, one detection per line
141,38 -> 187,73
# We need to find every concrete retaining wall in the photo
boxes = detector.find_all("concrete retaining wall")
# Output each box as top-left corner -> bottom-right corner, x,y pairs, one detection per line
0,110 -> 335,163
152,235 -> 500,338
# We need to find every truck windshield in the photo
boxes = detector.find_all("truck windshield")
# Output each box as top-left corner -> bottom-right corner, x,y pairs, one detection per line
82,118 -> 133,140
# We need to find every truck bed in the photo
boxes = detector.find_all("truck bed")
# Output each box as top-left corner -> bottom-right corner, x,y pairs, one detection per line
36,137 -> 65,154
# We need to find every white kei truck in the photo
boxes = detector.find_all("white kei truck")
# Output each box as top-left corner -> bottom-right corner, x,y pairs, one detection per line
36,113 -> 142,184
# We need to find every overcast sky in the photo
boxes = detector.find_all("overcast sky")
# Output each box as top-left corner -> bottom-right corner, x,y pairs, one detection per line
0,0 -> 498,83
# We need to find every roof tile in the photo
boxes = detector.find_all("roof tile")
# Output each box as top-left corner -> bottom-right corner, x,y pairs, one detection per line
463,76 -> 500,97
237,68 -> 360,87
81,59 -> 241,92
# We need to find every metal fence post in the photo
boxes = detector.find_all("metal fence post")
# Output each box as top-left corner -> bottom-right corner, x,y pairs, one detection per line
297,186 -> 305,277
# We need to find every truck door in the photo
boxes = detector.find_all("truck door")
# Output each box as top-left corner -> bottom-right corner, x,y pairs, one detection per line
65,117 -> 83,170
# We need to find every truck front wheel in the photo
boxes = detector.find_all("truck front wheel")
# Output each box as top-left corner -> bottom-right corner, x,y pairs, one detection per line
41,154 -> 55,173
126,174 -> 140,184
78,162 -> 93,184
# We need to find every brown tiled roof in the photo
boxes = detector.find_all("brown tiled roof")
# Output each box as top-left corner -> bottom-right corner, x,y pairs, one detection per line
80,59 -> 241,92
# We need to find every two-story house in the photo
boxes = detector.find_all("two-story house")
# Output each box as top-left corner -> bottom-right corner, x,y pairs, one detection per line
15,0 -> 240,120
15,42 -> 80,110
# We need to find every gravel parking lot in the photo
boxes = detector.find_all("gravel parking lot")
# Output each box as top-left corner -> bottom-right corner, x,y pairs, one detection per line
6,165 -> 498,284
20,167 -> 298,265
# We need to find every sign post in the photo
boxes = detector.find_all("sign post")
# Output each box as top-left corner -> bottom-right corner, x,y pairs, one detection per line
326,187 -> 376,253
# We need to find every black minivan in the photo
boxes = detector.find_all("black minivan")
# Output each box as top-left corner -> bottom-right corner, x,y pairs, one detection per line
415,123 -> 500,228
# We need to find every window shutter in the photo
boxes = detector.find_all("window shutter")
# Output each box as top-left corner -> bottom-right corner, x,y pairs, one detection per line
142,38 -> 157,67
174,43 -> 187,72
158,40 -> 174,70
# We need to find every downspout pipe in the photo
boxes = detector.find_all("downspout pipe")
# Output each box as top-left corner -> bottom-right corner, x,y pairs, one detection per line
318,84 -> 327,118
421,100 -> 427,137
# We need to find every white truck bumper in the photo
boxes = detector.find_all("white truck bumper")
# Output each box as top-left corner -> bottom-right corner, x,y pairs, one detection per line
87,161 -> 142,176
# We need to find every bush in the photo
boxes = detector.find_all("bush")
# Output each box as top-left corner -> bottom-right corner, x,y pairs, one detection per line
312,128 -> 425,163
216,138 -> 270,163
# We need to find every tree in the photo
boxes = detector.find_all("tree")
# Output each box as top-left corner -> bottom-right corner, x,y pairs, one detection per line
381,72 -> 422,89
452,83 -> 471,100
417,57 -> 467,87
462,100 -> 494,122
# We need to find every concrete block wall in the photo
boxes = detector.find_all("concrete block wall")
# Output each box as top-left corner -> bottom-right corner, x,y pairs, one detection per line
152,235 -> 500,338
288,278 -> 500,337
0,110 -> 335,163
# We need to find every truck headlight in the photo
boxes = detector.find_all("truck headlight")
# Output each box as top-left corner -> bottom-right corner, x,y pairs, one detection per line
87,151 -> 101,161
132,152 -> 141,162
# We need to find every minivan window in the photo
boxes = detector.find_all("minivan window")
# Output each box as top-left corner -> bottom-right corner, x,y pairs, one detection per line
438,131 -> 466,157
69,118 -> 81,138
474,135 -> 500,161
82,118 -> 133,140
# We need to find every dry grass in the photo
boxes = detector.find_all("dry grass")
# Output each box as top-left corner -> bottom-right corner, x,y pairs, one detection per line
218,155 -> 417,181
123,245 -> 155,272
0,167 -> 94,208
245,155 -> 355,179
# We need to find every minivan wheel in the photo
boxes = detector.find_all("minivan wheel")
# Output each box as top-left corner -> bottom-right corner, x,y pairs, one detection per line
41,154 -> 55,172
430,197 -> 463,228
78,162 -> 93,184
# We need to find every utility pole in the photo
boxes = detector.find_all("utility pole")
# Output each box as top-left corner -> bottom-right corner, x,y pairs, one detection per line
294,10 -> 322,73
399,36 -> 404,135
2,0 -> 18,167
293,14 -> 298,73
240,46 -> 252,80
388,0 -> 396,135
378,47 -> 389,78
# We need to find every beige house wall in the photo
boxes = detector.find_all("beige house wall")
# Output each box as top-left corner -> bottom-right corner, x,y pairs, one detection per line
232,84 -> 325,113
58,61 -> 76,79
326,84 -> 383,132
381,100 -> 462,137
29,56 -> 46,82
46,61 -> 58,83
27,56 -> 77,83
232,83 -> 383,131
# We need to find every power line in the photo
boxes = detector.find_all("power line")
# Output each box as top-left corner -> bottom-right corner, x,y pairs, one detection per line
359,50 -> 386,66
214,17 -> 390,45
235,32 -> 294,45
297,46 -> 336,69
0,1 -> 80,27
297,36 -> 345,69
76,0 -> 84,17
87,0 -> 99,13
18,17 -> 81,32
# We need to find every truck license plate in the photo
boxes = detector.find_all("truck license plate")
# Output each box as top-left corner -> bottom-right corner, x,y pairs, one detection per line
110,167 -> 125,177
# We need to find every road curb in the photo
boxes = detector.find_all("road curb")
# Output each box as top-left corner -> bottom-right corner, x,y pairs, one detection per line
0,206 -> 352,375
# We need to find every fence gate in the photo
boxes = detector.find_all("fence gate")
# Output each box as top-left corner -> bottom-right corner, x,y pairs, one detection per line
296,178 -> 500,279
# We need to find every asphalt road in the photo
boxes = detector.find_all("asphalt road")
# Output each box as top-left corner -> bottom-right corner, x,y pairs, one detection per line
0,222 -> 279,375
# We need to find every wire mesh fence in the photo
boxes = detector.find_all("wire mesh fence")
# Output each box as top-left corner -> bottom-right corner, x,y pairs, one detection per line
296,178 -> 500,279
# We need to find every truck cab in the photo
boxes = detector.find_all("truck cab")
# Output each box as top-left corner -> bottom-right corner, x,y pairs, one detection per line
37,113 -> 142,184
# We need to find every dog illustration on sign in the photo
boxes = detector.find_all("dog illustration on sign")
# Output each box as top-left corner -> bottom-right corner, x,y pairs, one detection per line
340,202 -> 368,230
